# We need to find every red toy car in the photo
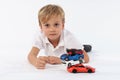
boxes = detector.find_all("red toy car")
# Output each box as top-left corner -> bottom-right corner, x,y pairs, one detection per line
66,49 -> 83,55
67,63 -> 95,73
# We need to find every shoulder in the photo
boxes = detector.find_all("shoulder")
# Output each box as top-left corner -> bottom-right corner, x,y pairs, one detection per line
63,29 -> 83,49
63,29 -> 76,40
33,30 -> 46,44
33,31 -> 45,49
34,31 -> 45,41
63,29 -> 74,37
64,29 -> 72,35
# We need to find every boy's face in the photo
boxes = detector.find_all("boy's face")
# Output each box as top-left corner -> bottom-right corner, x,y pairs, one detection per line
40,16 -> 64,41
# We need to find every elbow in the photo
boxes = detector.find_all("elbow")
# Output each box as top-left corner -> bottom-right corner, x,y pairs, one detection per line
83,50 -> 89,63
83,54 -> 89,63
84,57 -> 89,63
27,54 -> 30,62
85,59 -> 89,63
27,53 -> 32,63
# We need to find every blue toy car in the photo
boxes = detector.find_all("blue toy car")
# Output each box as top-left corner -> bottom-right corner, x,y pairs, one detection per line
60,53 -> 84,61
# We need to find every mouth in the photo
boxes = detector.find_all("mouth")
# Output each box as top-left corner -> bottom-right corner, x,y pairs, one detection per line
49,34 -> 57,36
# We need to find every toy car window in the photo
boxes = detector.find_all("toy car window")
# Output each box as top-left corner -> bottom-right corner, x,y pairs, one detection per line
78,66 -> 84,67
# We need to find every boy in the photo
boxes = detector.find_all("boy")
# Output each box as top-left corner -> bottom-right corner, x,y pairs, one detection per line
28,4 -> 89,69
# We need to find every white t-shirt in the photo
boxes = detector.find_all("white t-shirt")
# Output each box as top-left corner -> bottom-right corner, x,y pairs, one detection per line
33,29 -> 83,57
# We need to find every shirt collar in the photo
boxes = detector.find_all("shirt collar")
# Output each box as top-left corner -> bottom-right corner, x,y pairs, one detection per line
44,37 -> 50,44
58,32 -> 64,47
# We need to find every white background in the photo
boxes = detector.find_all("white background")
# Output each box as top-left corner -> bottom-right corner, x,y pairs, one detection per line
0,0 -> 120,80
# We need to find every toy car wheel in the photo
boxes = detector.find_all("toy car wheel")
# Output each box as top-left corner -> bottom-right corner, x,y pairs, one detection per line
72,69 -> 77,73
88,69 -> 92,73
68,63 -> 72,67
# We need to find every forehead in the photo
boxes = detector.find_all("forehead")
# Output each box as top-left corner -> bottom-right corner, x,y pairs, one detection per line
41,15 -> 62,23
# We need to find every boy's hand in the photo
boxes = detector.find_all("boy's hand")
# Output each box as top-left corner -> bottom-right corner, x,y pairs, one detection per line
47,56 -> 62,64
35,56 -> 48,69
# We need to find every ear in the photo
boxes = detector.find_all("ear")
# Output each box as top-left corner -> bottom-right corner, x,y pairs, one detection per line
38,20 -> 42,29
39,25 -> 42,31
62,23 -> 64,30
40,26 -> 42,29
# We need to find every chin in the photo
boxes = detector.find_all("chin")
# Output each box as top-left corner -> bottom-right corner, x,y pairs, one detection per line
48,37 -> 58,41
49,38 -> 57,41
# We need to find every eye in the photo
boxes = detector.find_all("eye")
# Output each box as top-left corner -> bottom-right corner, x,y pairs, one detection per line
44,24 -> 50,28
54,23 -> 60,27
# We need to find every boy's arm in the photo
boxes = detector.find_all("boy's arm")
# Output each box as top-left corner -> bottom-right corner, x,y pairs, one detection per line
28,47 -> 40,65
83,50 -> 89,63
47,56 -> 62,64
28,47 -> 47,69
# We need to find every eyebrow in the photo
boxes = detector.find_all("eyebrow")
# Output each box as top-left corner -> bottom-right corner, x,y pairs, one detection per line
54,21 -> 61,23
43,21 -> 61,24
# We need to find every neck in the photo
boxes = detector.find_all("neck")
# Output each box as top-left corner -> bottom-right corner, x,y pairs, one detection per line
48,37 -> 60,48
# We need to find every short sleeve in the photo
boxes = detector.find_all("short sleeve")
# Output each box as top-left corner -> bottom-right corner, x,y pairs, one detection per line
32,32 -> 44,49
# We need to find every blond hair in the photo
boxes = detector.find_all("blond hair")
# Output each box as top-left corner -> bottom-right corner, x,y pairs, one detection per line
38,4 -> 65,26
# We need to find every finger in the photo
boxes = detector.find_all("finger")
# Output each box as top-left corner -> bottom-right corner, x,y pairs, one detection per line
38,56 -> 48,62
35,62 -> 46,68
39,60 -> 46,65
48,56 -> 55,62
48,56 -> 62,64
52,57 -> 62,64
47,56 -> 53,64
35,59 -> 46,67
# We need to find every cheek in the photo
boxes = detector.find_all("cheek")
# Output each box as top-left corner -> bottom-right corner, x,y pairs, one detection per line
43,30 -> 48,35
41,27 -> 47,32
59,27 -> 64,32
57,29 -> 63,36
41,28 -> 48,35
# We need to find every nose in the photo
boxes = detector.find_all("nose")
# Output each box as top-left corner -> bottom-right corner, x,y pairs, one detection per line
49,26 -> 55,32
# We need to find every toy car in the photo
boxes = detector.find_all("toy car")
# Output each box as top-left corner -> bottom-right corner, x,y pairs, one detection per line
60,53 -> 84,61
67,63 -> 95,73
60,48 -> 84,61
62,60 -> 85,67
66,49 -> 83,55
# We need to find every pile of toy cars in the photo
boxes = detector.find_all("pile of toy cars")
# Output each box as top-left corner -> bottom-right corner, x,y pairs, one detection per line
60,49 -> 95,73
